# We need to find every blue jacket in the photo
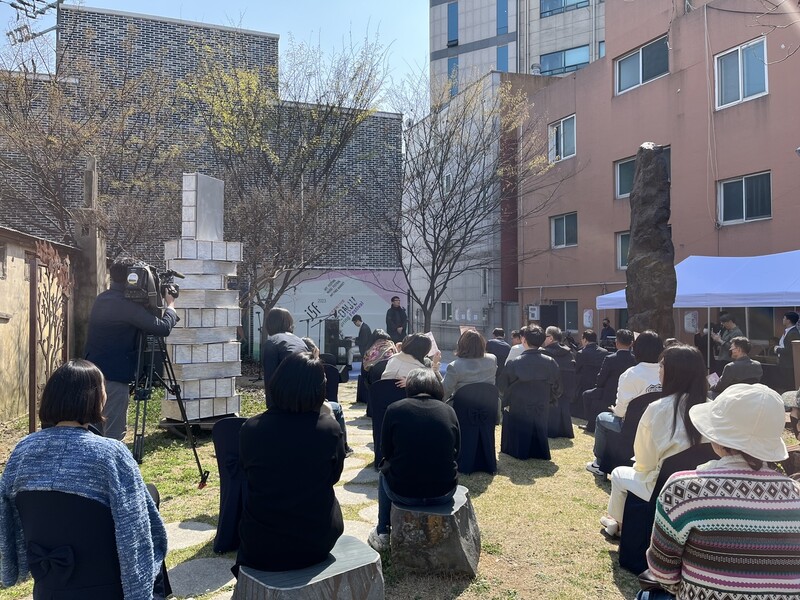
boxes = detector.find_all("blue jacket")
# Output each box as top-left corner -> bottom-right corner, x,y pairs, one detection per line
85,282 -> 178,383
0,427 -> 168,599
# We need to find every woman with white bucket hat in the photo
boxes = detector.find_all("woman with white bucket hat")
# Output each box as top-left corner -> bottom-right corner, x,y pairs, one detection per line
638,383 -> 800,600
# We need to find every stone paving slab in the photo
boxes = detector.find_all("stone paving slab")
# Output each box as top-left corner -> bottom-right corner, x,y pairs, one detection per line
344,456 -> 367,470
168,556 -> 235,598
343,519 -> 374,542
334,483 -> 379,505
340,467 -> 379,484
359,503 -> 379,523
206,591 -> 234,600
165,520 -> 216,551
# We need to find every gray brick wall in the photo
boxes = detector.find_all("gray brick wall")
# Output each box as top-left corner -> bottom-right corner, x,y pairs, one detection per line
0,6 -> 400,270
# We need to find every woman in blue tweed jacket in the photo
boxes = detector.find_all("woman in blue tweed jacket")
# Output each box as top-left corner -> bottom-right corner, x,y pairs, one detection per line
0,359 -> 167,600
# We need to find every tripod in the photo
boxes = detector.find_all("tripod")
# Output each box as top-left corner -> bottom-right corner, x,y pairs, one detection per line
131,331 -> 210,488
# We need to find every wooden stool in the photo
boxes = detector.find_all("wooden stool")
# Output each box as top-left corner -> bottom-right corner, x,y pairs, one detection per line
234,535 -> 384,599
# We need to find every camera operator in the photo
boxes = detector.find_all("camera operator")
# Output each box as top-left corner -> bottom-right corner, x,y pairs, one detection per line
85,258 -> 178,440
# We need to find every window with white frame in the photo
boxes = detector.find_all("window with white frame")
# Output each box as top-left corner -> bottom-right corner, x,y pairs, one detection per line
441,301 -> 453,321
616,36 -> 669,95
718,171 -> 771,224
615,158 -> 636,198
548,114 -> 575,162
551,212 -> 577,248
715,37 -> 767,109
599,41 -> 605,58
616,231 -> 630,270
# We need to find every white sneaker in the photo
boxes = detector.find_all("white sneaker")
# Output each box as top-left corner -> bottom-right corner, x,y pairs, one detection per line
585,461 -> 605,476
600,515 -> 620,537
367,527 -> 389,552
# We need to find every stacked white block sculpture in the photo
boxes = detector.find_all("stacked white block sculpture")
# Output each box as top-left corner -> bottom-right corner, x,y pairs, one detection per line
161,173 -> 242,421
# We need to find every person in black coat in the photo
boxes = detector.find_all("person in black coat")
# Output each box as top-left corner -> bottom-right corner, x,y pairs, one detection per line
573,329 -> 608,421
486,328 -> 512,384
261,307 -> 307,396
542,326 -> 577,438
582,329 -> 636,431
498,326 -> 562,460
385,296 -> 408,343
368,368 -> 460,552
237,352 -> 345,573
351,315 -> 373,359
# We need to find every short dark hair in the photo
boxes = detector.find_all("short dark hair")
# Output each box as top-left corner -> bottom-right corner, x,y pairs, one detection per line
632,330 -> 664,364
391,296 -> 400,302
785,311 -> 800,325
719,313 -> 735,324
522,325 -> 546,348
602,318 -> 610,325
492,328 -> 505,337
109,257 -> 135,284
730,336 -> 751,354
370,329 -> 392,344
615,329 -> 634,346
39,359 -> 105,426
401,333 -> 432,362
582,329 -> 598,343
456,330 -> 486,358
352,315 -> 362,324
267,352 -> 325,412
405,368 -> 444,400
265,307 -> 294,335
511,329 -> 522,339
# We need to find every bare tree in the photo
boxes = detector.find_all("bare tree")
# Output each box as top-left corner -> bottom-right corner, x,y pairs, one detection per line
386,70 -> 557,331
182,33 -> 390,313
0,20 -> 182,254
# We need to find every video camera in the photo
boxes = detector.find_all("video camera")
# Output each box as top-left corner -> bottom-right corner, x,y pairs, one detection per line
124,261 -> 185,314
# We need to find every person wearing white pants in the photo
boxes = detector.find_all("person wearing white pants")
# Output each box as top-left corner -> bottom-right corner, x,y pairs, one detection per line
600,345 -> 709,537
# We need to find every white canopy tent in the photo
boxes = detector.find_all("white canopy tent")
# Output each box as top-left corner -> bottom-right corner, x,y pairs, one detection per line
596,250 -> 800,310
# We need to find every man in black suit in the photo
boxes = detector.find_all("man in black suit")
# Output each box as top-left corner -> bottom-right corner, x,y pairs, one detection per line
486,328 -> 511,383
580,329 -> 634,432
776,311 -> 800,392
711,336 -> 762,396
573,329 -> 608,423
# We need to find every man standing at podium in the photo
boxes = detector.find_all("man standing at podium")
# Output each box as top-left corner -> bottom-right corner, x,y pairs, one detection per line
386,296 -> 408,343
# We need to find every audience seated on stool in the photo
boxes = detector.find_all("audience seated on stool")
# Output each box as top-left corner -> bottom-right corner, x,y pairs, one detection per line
597,345 -> 708,538
587,330 -> 663,476
709,335 -> 762,397
368,368 -> 460,553
442,330 -> 497,402
581,328 -> 635,430
0,359 -> 168,599
498,325 -> 562,460
381,333 -> 442,382
639,383 -> 800,600
236,352 -> 346,573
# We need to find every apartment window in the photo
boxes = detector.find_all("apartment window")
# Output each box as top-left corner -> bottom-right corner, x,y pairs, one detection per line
441,301 -> 453,321
444,172 -> 453,194
447,2 -> 458,47
718,171 -> 771,224
497,45 -> 509,73
497,0 -> 508,35
0,244 -> 5,279
447,57 -> 459,96
599,41 -> 605,58
552,300 -> 579,332
715,37 -> 767,109
551,212 -> 578,249
549,114 -> 576,162
482,268 -> 489,296
540,45 -> 590,76
617,231 -> 630,270
616,36 -> 669,95
615,158 -> 636,198
541,0 -> 589,18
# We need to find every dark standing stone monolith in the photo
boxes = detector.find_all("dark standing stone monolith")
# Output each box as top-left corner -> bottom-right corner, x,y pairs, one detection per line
625,143 -> 675,338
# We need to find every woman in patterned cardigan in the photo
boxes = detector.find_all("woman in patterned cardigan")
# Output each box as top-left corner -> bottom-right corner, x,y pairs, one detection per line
640,383 -> 800,600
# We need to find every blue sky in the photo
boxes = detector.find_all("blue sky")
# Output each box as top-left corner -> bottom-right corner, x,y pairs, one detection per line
0,1 -> 429,83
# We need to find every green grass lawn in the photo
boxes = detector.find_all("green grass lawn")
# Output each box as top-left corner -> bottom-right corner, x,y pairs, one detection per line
0,381 -> 646,599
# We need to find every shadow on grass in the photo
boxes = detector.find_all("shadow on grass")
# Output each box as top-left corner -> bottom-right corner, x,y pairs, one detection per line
381,551 -> 474,598
496,452 -> 559,485
607,548 -> 642,599
459,471 -> 494,497
549,436 -> 575,450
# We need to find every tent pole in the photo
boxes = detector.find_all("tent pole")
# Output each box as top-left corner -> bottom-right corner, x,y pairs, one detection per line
707,307 -> 711,373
